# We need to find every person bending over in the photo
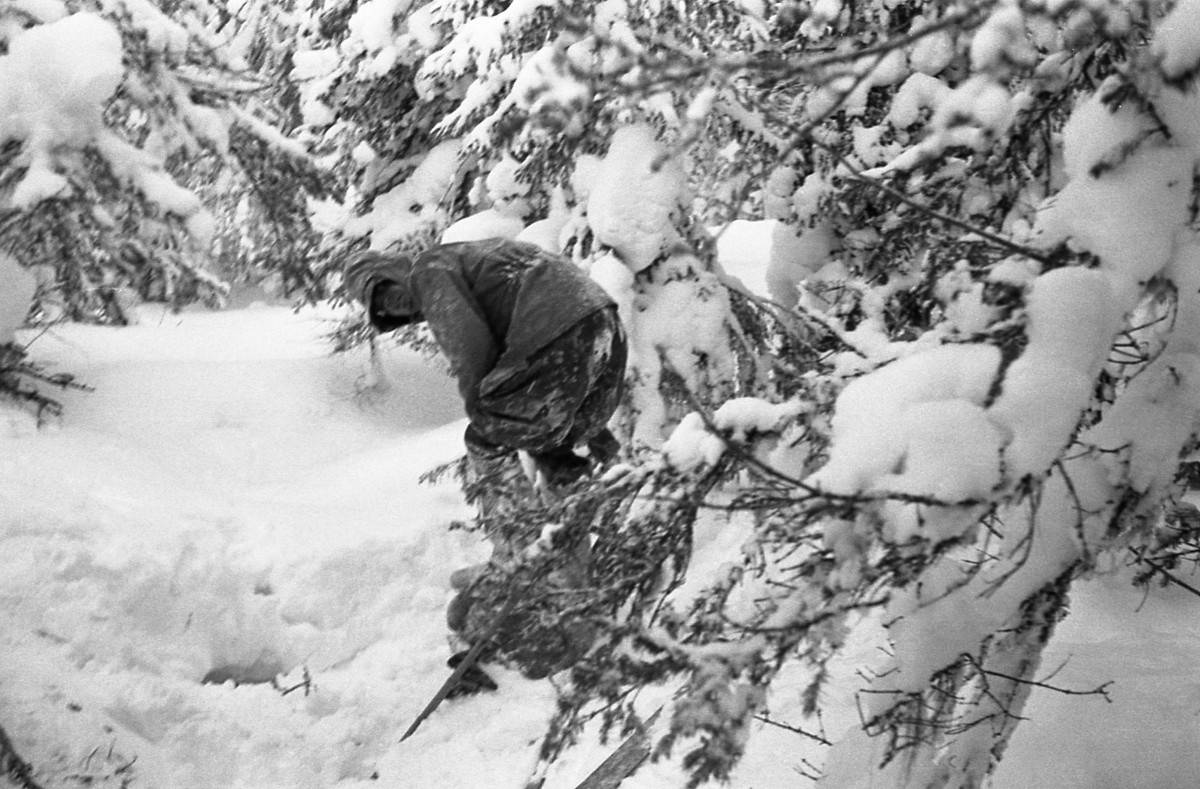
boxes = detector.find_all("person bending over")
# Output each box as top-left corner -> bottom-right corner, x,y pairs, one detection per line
344,237 -> 627,684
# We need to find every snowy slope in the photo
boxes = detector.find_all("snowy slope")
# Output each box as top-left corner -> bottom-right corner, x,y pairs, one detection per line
1,303 -> 555,789
3,304 -> 1200,788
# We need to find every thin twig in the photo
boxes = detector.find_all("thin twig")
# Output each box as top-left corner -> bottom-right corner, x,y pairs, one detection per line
1134,551 -> 1200,598
753,713 -> 833,745
852,172 -> 1050,263
973,665 -> 1113,701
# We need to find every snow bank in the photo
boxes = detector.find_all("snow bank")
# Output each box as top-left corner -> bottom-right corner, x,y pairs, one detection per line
0,305 -> 548,788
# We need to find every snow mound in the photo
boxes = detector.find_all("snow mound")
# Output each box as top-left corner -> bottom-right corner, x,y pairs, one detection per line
586,125 -> 685,272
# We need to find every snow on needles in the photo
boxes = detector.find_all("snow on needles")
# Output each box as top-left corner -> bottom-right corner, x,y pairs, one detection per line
0,11 -> 213,236
664,398 -> 805,472
0,13 -> 123,207
809,343 -> 1002,501
587,124 -> 686,273
1038,92 -> 1191,298
820,72 -> 1200,509
988,267 -> 1123,478
348,0 -> 412,53
441,156 -> 530,243
815,29 -> 1200,713
350,140 -> 466,249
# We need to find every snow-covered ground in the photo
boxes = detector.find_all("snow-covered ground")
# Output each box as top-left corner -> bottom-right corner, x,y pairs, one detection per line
3,303 -> 1199,788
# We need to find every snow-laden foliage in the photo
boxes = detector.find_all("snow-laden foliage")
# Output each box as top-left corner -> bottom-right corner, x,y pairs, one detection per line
9,0 -> 1200,787
526,3 -> 1200,787
0,0 -> 334,330
297,0 -> 774,446
0,0 -> 337,414
294,1 -> 1200,787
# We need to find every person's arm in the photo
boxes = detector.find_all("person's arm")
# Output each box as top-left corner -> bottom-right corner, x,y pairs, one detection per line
414,265 -> 499,408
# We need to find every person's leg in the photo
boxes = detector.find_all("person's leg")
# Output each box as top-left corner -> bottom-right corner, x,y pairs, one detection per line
560,309 -> 627,454
470,307 -> 625,459
446,426 -> 536,648
461,425 -> 535,527
450,309 -> 627,676
524,308 -> 627,485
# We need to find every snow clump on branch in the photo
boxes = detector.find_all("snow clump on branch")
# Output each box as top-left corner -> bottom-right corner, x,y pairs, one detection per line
0,10 -> 216,244
0,13 -> 123,207
663,398 -> 805,472
586,125 -> 687,273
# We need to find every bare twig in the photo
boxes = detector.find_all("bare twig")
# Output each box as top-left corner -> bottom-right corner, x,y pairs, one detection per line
753,713 -> 833,745
972,663 -> 1113,701
849,170 -> 1051,264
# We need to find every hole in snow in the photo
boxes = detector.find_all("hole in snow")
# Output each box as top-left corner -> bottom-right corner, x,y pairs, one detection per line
201,649 -> 286,687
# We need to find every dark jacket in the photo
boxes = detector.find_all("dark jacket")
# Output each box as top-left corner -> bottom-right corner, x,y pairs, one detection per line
365,238 -> 616,410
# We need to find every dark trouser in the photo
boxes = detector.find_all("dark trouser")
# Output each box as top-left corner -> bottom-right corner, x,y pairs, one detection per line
448,307 -> 626,676
463,305 -> 627,466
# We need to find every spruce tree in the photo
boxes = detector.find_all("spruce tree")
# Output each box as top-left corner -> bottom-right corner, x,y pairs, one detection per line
0,0 -> 334,413
306,1 -> 1200,786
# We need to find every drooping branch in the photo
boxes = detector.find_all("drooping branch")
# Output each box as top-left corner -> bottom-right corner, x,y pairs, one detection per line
967,658 -> 1113,701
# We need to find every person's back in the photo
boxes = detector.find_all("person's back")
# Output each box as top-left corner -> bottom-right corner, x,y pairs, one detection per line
410,239 -> 613,371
